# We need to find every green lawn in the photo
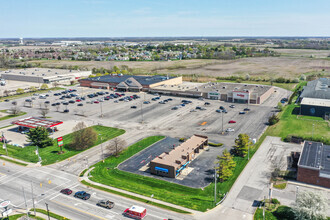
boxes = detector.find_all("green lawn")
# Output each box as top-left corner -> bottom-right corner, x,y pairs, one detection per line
0,87 -> 64,102
89,135 -> 259,212
0,110 -> 27,121
267,104 -> 330,144
0,125 -> 125,165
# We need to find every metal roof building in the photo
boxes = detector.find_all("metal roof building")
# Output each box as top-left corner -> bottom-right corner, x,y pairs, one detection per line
12,117 -> 63,128
300,78 -> 330,100
297,141 -> 330,188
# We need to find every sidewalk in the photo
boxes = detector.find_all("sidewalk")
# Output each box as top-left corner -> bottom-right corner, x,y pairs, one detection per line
81,167 -> 200,215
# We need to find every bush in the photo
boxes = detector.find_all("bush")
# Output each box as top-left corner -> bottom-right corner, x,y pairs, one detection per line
273,206 -> 295,220
209,142 -> 224,147
283,135 -> 292,142
268,114 -> 280,125
271,198 -> 280,204
292,78 -> 300,83
179,137 -> 186,142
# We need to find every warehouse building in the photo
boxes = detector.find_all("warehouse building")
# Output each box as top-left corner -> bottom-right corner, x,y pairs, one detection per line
79,75 -> 182,91
149,135 -> 208,178
0,68 -> 91,84
297,141 -> 330,188
150,82 -> 274,104
299,78 -> 330,119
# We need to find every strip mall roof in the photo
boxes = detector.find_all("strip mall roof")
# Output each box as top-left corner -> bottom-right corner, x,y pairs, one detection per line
12,117 -> 63,128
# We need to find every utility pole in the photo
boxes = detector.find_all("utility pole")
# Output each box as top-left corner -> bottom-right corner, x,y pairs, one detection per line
214,167 -> 217,205
31,181 -> 36,217
45,203 -> 50,220
100,102 -> 103,118
221,112 -> 224,133
22,187 -> 29,219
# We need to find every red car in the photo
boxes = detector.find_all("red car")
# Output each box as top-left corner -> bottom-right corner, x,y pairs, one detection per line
228,120 -> 236,124
60,188 -> 72,195
76,99 -> 81,102
94,101 -> 100,104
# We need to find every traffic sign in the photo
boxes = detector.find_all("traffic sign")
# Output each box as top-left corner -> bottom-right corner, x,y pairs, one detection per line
0,200 -> 10,208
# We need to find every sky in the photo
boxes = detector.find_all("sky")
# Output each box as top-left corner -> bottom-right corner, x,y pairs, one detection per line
1,0 -> 330,38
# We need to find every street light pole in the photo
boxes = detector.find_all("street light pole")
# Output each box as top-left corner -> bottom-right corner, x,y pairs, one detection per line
45,203 -> 50,220
141,102 -> 144,124
214,167 -> 217,205
221,112 -> 224,133
22,187 -> 29,219
2,131 -> 8,156
100,102 -> 103,118
31,181 -> 36,217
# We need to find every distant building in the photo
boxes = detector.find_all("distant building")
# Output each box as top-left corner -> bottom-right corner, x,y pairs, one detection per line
299,78 -> 330,119
0,68 -> 91,84
149,135 -> 208,178
297,141 -> 330,188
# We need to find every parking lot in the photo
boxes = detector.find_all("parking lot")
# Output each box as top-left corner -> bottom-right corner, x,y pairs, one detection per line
0,84 -> 287,149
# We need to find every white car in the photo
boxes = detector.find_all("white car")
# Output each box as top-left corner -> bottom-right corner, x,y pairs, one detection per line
226,128 -> 235,132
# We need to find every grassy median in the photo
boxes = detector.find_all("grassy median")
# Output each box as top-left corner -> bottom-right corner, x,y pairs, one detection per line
0,125 -> 125,165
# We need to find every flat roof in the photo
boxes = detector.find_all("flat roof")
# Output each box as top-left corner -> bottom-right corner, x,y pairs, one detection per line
151,135 -> 208,169
151,82 -> 204,91
300,78 -> 330,100
301,97 -> 330,107
299,141 -> 330,178
0,68 -> 87,78
194,82 -> 272,95
12,117 -> 63,128
80,74 -> 176,86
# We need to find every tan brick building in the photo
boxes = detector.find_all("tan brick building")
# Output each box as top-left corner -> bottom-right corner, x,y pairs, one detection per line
149,135 -> 208,178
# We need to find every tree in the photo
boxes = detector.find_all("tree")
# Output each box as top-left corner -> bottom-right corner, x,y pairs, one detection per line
16,88 -> 24,94
245,73 -> 250,80
277,102 -> 284,112
26,127 -> 53,148
40,84 -> 48,90
107,137 -> 126,157
70,122 -> 97,150
10,106 -> 21,115
300,74 -> 306,81
3,90 -> 9,97
233,133 -> 252,157
268,114 -> 280,125
216,149 -> 236,182
292,191 -> 328,220
55,104 -> 61,112
30,86 -> 37,92
39,108 -> 49,118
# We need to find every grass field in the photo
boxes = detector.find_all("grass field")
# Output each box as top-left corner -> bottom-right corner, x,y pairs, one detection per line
266,104 -> 330,143
0,126 -> 125,165
90,135 -> 262,212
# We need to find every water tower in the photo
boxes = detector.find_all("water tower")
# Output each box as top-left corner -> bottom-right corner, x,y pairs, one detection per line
19,37 -> 24,45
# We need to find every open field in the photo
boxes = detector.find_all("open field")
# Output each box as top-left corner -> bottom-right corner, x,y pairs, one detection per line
0,125 -> 125,165
30,56 -> 330,80
273,48 -> 330,58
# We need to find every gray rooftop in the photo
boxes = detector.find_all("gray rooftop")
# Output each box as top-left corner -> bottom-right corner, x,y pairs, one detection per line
0,68 -> 82,77
300,78 -> 330,100
81,74 -> 175,86
299,141 -> 330,178
195,82 -> 272,95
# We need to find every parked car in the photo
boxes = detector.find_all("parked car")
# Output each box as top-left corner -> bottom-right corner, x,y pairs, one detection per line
216,109 -> 222,113
196,106 -> 201,110
60,188 -> 72,195
219,106 -> 225,110
204,102 -> 211,105
94,101 -> 100,104
200,107 -> 207,110
62,102 -> 69,105
63,109 -> 69,113
143,101 -> 150,104
25,99 -> 32,102
239,111 -> 246,114
33,93 -> 39,96
229,105 -> 236,108
45,101 -> 50,104
4,99 -> 10,102
74,191 -> 90,200
76,99 -> 81,102
228,120 -> 236,124
244,108 -> 250,111
171,107 -> 178,110
97,200 -> 115,209
190,109 -> 197,112
51,103 -> 56,106
226,128 -> 235,132
131,106 -> 137,109
77,103 -> 83,106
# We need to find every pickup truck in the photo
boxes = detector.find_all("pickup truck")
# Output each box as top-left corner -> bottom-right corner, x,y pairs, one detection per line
97,200 -> 115,209
74,191 -> 91,200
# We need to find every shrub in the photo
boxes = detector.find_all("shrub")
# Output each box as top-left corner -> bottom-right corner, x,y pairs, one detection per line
271,198 -> 280,204
268,114 -> 280,125
209,142 -> 224,147
179,137 -> 186,142
273,206 -> 295,220
292,78 -> 300,83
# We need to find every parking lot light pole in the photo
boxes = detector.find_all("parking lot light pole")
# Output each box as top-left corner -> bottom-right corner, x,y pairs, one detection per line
141,102 -> 144,124
2,131 -> 8,156
221,112 -> 224,133
45,203 -> 50,220
100,102 -> 103,118
214,167 -> 218,205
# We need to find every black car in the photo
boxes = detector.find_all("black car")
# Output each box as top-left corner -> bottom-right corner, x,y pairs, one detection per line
219,106 -> 225,110
204,102 -> 210,105
56,102 -> 60,105
69,100 -> 75,104
131,106 -> 137,109
63,109 -> 69,113
74,191 -> 90,200
45,101 -> 50,104
63,102 -> 69,105
167,98 -> 173,101
196,106 -> 201,110
77,103 -> 83,106
4,99 -> 10,102
244,108 -> 250,111
25,99 -> 32,102
51,103 -> 56,106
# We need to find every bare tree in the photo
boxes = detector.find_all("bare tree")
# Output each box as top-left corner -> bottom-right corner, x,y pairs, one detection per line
55,105 -> 61,112
38,101 -> 43,109
3,90 -> 9,97
71,122 -> 97,150
10,106 -> 21,115
39,108 -> 49,118
270,159 -> 282,184
107,137 -> 126,157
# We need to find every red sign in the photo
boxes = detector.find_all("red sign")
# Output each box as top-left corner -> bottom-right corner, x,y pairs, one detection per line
0,200 -> 10,208
57,137 -> 63,147
237,94 -> 245,97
